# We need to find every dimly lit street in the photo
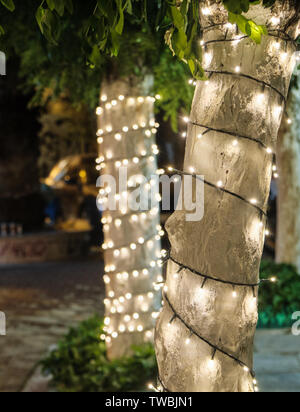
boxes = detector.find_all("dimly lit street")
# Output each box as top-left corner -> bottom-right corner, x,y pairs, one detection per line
0,257 -> 104,392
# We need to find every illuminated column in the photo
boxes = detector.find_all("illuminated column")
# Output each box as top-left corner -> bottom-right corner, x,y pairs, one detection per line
155,1 -> 299,392
276,74 -> 300,272
97,78 -> 163,359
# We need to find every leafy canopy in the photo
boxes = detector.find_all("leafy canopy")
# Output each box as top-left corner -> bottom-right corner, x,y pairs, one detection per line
0,0 -> 277,81
0,0 -> 194,131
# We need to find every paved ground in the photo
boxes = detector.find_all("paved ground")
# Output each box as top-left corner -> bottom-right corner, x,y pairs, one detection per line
0,258 -> 299,392
0,256 -> 105,392
254,329 -> 300,393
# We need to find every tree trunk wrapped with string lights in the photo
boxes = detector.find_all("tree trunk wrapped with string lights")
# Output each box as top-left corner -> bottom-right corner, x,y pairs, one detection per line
96,77 -> 163,360
155,0 -> 300,392
276,75 -> 300,272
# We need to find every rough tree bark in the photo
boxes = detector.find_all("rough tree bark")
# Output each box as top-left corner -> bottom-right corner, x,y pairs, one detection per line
98,77 -> 162,359
155,0 -> 299,392
276,75 -> 300,272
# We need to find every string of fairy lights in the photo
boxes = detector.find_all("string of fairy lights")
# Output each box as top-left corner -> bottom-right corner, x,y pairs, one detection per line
96,92 -> 166,346
149,6 -> 298,393
93,4 -> 298,390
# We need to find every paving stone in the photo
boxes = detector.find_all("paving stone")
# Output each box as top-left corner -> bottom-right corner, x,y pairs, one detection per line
22,367 -> 52,393
256,373 -> 300,393
254,331 -> 300,355
254,354 -> 300,374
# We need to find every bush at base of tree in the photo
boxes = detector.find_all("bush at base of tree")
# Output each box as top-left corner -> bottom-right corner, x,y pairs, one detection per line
41,316 -> 157,393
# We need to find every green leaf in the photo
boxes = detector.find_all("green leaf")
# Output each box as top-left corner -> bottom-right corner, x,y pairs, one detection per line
228,12 -> 267,44
64,0 -> 73,14
52,0 -> 65,17
0,0 -> 15,12
115,0 -> 125,35
46,0 -> 55,11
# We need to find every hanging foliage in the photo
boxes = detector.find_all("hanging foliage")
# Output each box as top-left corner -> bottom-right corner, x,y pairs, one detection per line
0,0 -> 280,80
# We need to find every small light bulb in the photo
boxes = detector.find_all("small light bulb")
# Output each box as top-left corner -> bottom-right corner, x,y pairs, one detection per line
189,167 -> 195,174
274,41 -> 280,50
270,276 -> 277,283
266,147 -> 273,154
250,199 -> 257,205
183,116 -> 189,123
232,291 -> 237,298
185,338 -> 191,345
217,181 -> 223,188
270,16 -> 280,26
208,359 -> 215,368
235,66 -> 241,73
197,133 -> 203,139
202,7 -> 210,15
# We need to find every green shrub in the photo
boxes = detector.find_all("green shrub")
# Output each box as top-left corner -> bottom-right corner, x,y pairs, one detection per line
258,260 -> 300,328
41,316 -> 157,392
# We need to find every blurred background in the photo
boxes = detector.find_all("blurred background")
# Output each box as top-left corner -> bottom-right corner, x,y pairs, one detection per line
0,1 -> 299,394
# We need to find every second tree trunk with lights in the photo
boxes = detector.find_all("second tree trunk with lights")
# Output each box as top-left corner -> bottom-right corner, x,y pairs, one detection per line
98,77 -> 162,360
155,0 -> 299,392
277,76 -> 300,272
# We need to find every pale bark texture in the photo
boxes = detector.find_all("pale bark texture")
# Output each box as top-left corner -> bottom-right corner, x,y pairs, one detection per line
276,76 -> 300,272
155,0 -> 299,392
98,77 -> 162,359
